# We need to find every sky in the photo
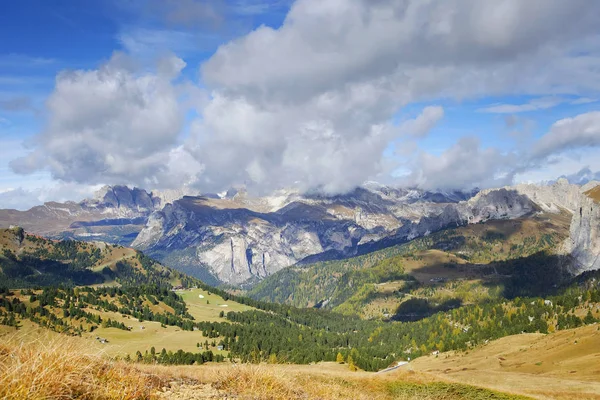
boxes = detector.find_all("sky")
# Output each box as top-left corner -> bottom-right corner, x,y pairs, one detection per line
2,0 -> 600,210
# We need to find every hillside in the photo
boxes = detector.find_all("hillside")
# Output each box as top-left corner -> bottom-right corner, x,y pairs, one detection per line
410,324 -> 600,399
584,185 -> 600,203
1,331 -> 533,400
0,226 -> 256,357
3,230 -> 600,374
0,226 -> 195,288
248,211 -> 572,319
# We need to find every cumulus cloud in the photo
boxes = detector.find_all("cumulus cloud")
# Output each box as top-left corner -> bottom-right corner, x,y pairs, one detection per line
532,111 -> 600,159
10,0 -> 600,197
190,0 -> 600,193
403,137 -> 519,190
187,90 -> 397,193
399,106 -> 444,138
413,110 -> 600,191
10,53 -> 189,188
202,0 -> 600,100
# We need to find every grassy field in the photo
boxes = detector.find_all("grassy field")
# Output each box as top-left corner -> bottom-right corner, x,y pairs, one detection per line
177,288 -> 254,322
1,329 -> 534,400
410,324 -> 600,400
4,319 -> 600,399
0,302 -> 225,357
84,288 -> 254,356
1,287 -> 256,358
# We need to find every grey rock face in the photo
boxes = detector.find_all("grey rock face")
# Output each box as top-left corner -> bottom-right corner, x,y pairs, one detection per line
87,185 -> 159,213
565,184 -> 600,274
0,185 -> 163,244
133,186 -> 535,286
7,179 -> 600,284
512,178 -> 582,213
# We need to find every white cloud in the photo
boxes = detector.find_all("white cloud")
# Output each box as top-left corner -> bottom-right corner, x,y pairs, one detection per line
203,0 -> 600,100
191,0 -> 600,193
0,183 -> 101,211
402,137 -> 518,190
186,90 -> 397,193
118,29 -> 197,57
532,111 -> 600,159
571,97 -> 598,105
398,106 -> 444,138
117,28 -> 223,59
9,0 -> 600,198
516,149 -> 600,185
10,53 -> 189,188
478,96 -> 565,113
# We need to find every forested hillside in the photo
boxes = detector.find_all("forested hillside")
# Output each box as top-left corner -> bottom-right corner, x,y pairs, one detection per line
0,226 -> 196,288
248,213 -> 571,318
2,266 -> 600,372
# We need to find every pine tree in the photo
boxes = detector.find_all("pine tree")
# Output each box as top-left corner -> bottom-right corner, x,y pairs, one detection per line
347,355 -> 357,371
336,352 -> 344,364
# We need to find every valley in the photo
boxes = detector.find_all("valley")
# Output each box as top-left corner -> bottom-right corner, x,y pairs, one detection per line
1,180 -> 600,399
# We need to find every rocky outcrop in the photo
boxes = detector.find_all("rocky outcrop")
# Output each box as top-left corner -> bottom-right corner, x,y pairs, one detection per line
513,178 -> 582,213
0,185 -> 164,245
88,185 -> 159,213
463,188 -> 536,223
133,187 -> 535,286
565,184 -> 600,274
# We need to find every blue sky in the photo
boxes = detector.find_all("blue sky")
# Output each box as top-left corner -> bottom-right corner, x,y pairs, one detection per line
2,0 -> 600,209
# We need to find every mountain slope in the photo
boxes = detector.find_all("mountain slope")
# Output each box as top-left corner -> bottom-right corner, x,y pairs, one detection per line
0,185 -> 193,246
3,227 -> 600,379
410,324 -> 600,400
566,183 -> 600,274
248,211 -> 572,318
133,187 -> 535,286
2,179 -> 598,287
0,226 -> 195,288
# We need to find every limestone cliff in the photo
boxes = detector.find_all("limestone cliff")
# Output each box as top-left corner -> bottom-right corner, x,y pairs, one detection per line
566,184 -> 600,273
132,187 -> 535,286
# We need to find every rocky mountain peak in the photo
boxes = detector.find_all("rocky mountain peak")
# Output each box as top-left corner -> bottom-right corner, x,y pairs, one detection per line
86,185 -> 159,213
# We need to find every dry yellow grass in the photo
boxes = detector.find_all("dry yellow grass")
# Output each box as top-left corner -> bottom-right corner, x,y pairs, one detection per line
0,330 -> 164,399
585,186 -> 600,203
411,324 -> 600,400
0,327 -> 543,400
140,362 -> 531,400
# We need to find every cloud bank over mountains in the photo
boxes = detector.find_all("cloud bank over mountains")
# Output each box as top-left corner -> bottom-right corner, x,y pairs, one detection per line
8,0 -> 600,198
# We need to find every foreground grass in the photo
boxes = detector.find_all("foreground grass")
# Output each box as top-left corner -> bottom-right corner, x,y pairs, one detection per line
0,331 -> 163,399
142,363 -> 531,400
0,330 -> 531,399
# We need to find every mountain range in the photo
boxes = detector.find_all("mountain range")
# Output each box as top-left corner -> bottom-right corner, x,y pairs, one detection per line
1,179 -> 599,286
